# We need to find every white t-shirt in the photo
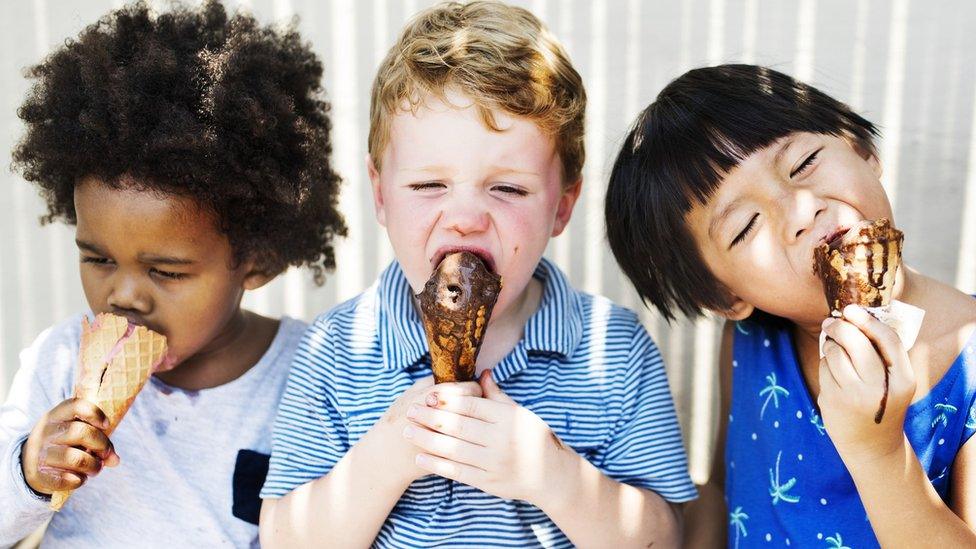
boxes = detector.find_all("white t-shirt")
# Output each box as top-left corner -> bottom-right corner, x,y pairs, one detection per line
0,313 -> 306,548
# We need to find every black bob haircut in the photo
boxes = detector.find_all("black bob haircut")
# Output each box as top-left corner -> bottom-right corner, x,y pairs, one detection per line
12,0 -> 346,283
605,64 -> 879,321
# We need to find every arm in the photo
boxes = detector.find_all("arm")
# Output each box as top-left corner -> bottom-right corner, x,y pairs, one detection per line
0,329 -> 66,545
682,321 -> 733,548
821,305 -> 976,547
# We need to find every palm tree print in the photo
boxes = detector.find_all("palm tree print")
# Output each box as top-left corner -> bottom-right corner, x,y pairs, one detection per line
729,506 -> 748,549
759,372 -> 790,419
735,321 -> 751,335
825,533 -> 851,548
932,402 -> 958,429
810,408 -> 826,435
768,451 -> 800,505
966,404 -> 976,431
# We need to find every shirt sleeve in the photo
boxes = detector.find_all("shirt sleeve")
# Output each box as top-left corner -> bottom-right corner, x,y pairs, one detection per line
260,317 -> 350,499
0,320 -> 79,546
592,321 -> 698,503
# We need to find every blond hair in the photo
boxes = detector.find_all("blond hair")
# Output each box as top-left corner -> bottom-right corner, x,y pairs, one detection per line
369,0 -> 586,186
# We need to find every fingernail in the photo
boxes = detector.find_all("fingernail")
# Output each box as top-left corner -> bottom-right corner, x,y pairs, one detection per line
402,425 -> 415,439
843,304 -> 864,318
415,454 -> 429,467
821,317 -> 837,329
425,393 -> 440,407
406,405 -> 419,419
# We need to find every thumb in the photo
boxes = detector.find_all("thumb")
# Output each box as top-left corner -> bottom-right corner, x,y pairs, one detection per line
479,371 -> 515,404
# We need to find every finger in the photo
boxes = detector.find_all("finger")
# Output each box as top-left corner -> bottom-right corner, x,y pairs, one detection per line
402,424 -> 487,468
411,376 -> 435,390
406,404 -> 491,446
821,338 -> 859,388
818,357 -> 841,393
54,421 -> 112,457
49,398 -> 110,430
821,317 -> 883,384
429,394 -> 504,423
415,452 -> 488,488
479,371 -> 516,405
842,305 -> 910,376
424,381 -> 483,402
34,466 -> 86,492
41,445 -> 103,477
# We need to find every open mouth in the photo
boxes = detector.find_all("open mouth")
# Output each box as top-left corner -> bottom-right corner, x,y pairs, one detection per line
431,246 -> 496,274
820,225 -> 853,248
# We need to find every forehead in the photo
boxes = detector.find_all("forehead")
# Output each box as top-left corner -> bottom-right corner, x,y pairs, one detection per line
383,92 -> 558,174
74,177 -> 222,251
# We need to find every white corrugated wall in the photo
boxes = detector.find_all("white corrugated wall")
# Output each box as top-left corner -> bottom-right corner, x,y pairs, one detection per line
2,0 -> 975,483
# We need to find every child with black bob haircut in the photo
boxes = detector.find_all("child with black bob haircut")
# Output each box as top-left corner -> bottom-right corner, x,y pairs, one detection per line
0,1 -> 344,546
606,64 -> 976,547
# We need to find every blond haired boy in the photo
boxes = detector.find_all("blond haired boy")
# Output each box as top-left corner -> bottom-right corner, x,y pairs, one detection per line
259,2 -> 696,546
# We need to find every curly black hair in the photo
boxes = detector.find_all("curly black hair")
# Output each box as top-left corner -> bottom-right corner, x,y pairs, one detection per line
12,0 -> 345,283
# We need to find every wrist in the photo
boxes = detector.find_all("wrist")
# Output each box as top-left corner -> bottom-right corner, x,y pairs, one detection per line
533,443 -> 584,515
358,422 -> 417,490
16,436 -> 50,500
838,434 -> 909,477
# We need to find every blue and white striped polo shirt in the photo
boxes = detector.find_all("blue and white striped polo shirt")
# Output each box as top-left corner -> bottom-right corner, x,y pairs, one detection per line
262,258 -> 697,547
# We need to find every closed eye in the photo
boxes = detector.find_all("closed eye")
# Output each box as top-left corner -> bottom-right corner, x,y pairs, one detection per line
408,181 -> 446,191
790,148 -> 821,178
730,214 -> 759,248
492,184 -> 528,196
81,256 -> 112,266
150,268 -> 187,280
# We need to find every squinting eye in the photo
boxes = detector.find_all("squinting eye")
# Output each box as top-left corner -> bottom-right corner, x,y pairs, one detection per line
408,181 -> 445,191
151,268 -> 187,280
492,184 -> 528,196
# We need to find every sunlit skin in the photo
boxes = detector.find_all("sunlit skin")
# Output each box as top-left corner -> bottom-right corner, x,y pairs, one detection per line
259,92 -> 683,548
682,132 -> 976,547
20,176 -> 278,496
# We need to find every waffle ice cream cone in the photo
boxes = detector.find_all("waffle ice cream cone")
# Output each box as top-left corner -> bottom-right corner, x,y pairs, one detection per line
49,313 -> 168,511
813,218 -> 904,313
813,218 -> 905,423
417,252 -> 502,383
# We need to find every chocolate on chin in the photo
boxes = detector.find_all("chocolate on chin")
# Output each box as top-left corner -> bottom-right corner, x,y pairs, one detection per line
813,217 -> 904,423
417,251 -> 502,384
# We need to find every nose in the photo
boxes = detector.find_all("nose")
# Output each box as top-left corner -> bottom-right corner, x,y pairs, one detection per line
106,272 -> 151,315
441,190 -> 490,236
784,189 -> 826,244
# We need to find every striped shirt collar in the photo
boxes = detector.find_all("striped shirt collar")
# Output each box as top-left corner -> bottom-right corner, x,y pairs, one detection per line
376,257 -> 583,372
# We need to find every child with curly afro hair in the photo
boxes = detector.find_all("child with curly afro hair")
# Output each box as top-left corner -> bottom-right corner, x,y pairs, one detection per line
0,1 -> 345,546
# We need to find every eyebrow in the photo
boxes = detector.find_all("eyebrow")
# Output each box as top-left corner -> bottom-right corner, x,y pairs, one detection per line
708,198 -> 743,242
75,239 -> 195,266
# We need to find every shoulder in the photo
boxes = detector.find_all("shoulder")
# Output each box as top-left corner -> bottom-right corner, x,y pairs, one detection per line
305,288 -> 379,343
573,292 -> 661,372
17,313 -> 88,398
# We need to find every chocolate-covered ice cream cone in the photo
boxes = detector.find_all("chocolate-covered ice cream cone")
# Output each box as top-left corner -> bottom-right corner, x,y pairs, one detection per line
417,252 -> 502,383
814,217 -> 903,314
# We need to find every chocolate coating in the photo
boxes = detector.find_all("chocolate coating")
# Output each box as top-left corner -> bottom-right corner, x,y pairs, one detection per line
813,218 -> 903,313
418,252 -> 502,383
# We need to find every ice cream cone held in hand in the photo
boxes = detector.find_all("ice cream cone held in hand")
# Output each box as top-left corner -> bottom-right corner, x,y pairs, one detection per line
417,251 -> 502,383
49,313 -> 168,510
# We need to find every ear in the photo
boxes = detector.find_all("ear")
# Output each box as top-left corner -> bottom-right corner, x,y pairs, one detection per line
551,179 -> 582,237
239,257 -> 276,291
714,297 -> 754,321
367,153 -> 387,227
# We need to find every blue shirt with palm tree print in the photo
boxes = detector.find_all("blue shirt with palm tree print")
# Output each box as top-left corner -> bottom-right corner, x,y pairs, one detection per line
725,317 -> 976,548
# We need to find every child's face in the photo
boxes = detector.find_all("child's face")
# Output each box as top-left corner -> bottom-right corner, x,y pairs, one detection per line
74,177 -> 264,367
369,90 -> 579,321
686,132 -> 891,325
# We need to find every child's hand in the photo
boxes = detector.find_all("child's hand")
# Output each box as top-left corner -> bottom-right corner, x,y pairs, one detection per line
403,371 -> 575,506
20,397 -> 120,496
369,376 -> 483,484
819,305 -> 917,462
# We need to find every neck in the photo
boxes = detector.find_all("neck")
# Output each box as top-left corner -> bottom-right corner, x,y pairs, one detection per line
475,276 -> 544,373
154,309 -> 278,391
